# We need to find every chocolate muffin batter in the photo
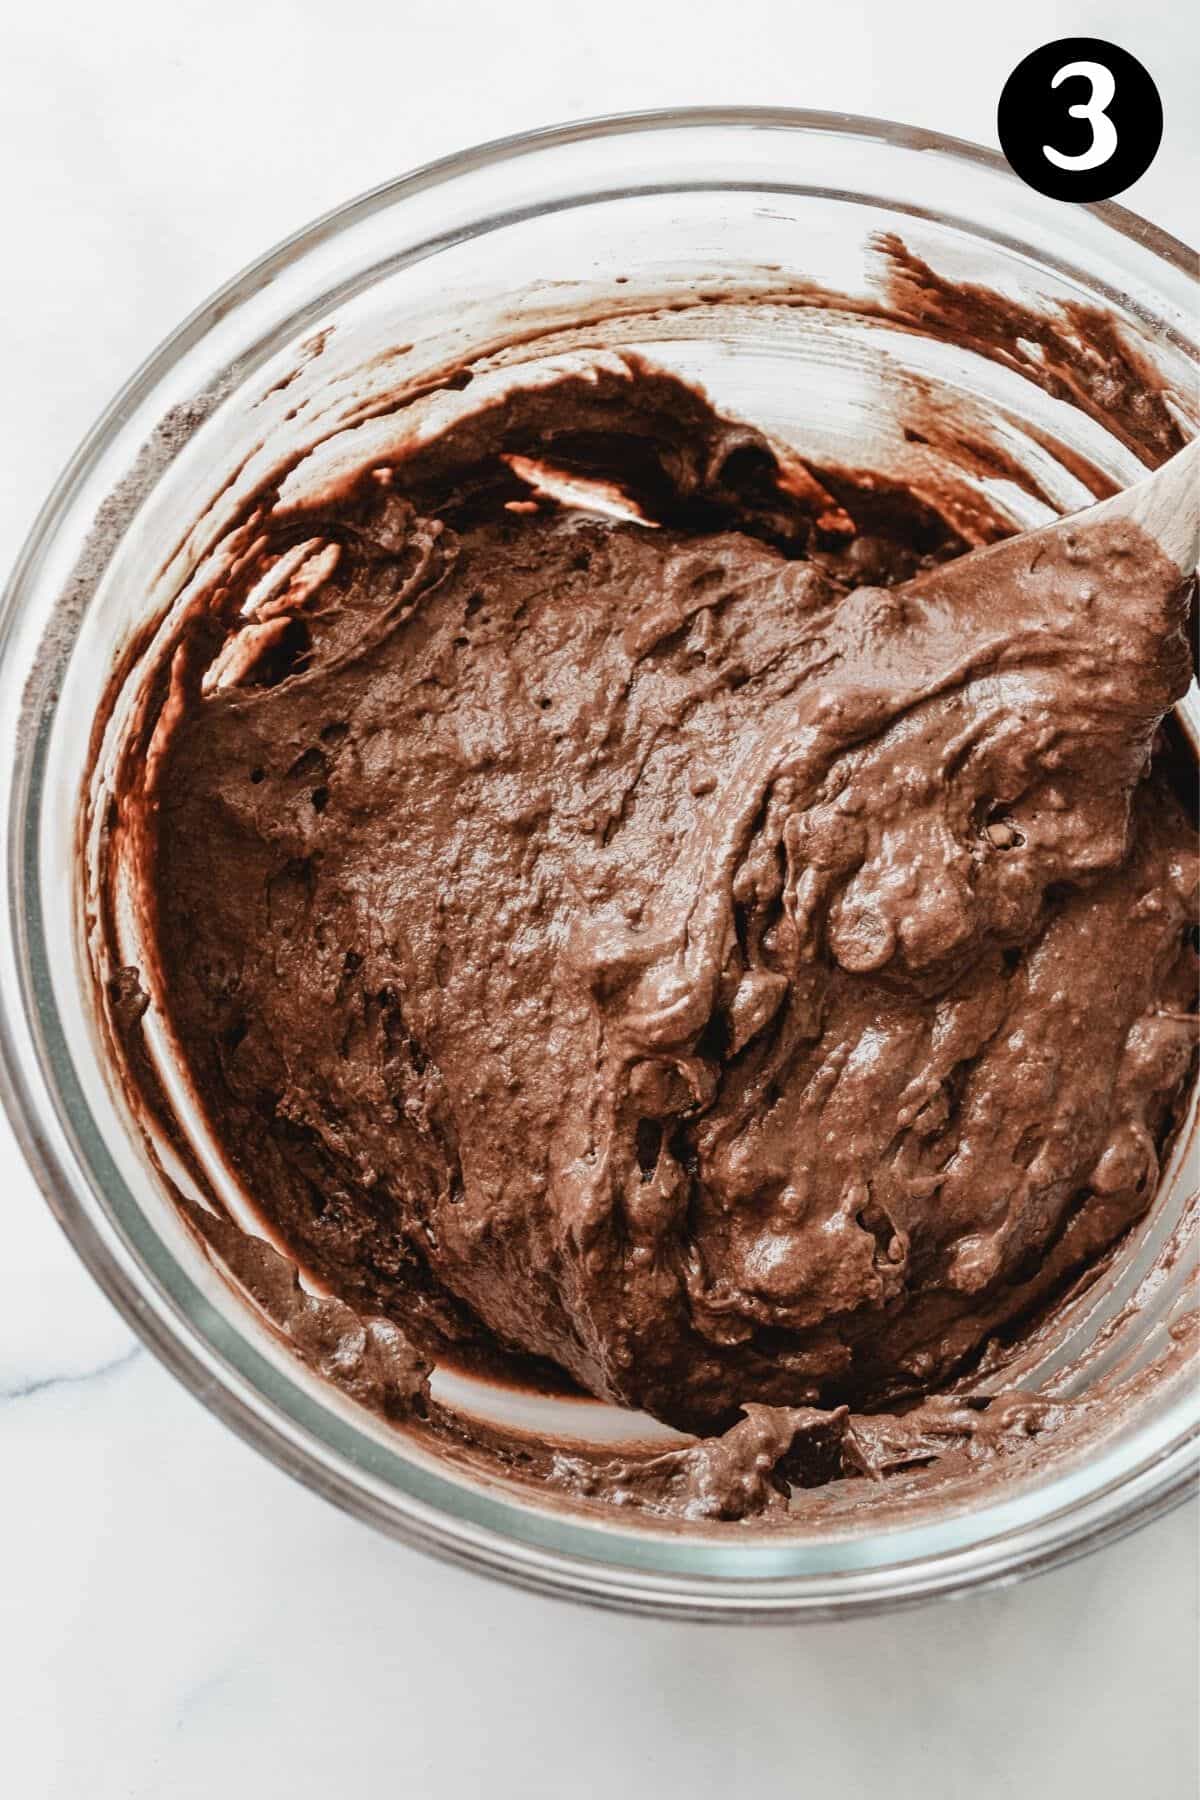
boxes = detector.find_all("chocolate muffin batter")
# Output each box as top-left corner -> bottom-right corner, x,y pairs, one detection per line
134,359 -> 1197,1470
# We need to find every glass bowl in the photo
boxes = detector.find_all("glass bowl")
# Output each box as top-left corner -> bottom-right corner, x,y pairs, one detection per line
1,109 -> 1196,1620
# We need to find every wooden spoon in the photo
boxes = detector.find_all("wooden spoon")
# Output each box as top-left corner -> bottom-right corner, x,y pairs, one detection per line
1040,437 -> 1200,575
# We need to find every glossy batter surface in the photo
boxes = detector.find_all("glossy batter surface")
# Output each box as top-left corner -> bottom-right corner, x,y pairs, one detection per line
147,365 -> 1197,1442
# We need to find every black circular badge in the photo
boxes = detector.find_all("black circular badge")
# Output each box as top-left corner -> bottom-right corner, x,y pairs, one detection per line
998,38 -> 1163,202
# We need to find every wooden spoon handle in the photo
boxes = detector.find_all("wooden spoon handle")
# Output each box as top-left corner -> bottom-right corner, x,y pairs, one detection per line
1089,437 -> 1200,575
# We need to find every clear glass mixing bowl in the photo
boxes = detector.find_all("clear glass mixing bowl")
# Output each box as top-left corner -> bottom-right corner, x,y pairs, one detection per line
1,110 -> 1196,1620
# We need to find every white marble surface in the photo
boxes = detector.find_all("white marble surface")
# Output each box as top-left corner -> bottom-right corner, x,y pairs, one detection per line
2,3 -> 1197,1794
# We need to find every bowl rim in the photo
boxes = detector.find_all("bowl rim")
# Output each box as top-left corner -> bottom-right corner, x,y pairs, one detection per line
1,105 -> 1196,1621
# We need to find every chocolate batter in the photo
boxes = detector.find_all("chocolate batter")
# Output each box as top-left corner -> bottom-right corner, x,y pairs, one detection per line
128,358 -> 1196,1495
